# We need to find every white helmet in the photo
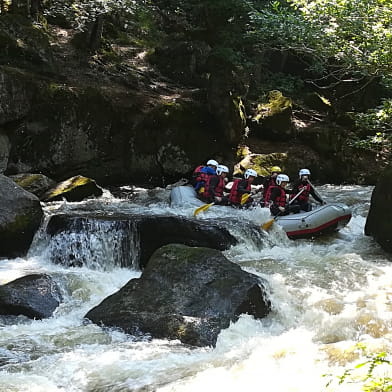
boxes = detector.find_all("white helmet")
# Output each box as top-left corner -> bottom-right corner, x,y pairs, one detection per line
216,165 -> 229,175
244,168 -> 258,179
299,168 -> 311,177
276,174 -> 289,185
206,159 -> 219,167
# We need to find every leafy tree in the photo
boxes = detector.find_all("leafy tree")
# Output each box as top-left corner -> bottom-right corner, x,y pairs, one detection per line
249,0 -> 392,89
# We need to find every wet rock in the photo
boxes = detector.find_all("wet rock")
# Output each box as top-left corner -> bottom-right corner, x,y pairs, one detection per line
9,173 -> 56,199
42,175 -> 103,202
46,213 -> 237,269
0,174 -> 43,257
0,274 -> 62,319
85,244 -> 271,347
365,164 -> 392,253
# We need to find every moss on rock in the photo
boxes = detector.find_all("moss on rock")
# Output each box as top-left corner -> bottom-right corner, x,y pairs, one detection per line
43,175 -> 102,202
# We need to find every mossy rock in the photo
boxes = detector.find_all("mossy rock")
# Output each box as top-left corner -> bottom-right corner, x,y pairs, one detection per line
0,14 -> 54,71
0,174 -> 43,257
253,90 -> 292,121
250,90 -> 294,140
42,175 -> 103,202
234,152 -> 288,177
10,173 -> 56,198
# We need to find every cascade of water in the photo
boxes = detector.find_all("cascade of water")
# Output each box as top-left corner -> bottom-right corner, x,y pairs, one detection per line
1,185 -> 391,392
29,217 -> 140,271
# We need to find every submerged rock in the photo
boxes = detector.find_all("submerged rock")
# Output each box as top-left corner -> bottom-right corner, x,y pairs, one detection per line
0,274 -> 62,319
85,244 -> 271,347
0,174 -> 43,257
365,164 -> 392,253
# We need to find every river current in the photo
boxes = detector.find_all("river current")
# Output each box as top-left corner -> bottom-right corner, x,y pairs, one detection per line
0,185 -> 391,392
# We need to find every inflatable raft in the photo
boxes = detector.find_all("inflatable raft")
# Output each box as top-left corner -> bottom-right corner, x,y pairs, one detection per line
274,203 -> 351,239
170,186 -> 352,239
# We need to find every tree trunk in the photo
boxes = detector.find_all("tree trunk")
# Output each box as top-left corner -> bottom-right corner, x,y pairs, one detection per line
30,0 -> 41,19
88,15 -> 104,51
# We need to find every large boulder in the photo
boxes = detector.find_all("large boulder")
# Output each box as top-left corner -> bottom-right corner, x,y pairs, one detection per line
0,274 -> 62,319
0,174 -> 43,257
46,214 -> 237,269
9,173 -> 56,199
365,165 -> 392,252
0,66 -> 34,125
85,244 -> 271,347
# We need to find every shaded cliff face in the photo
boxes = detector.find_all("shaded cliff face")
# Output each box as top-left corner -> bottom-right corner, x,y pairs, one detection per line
4,77 -> 230,186
0,18 -> 242,186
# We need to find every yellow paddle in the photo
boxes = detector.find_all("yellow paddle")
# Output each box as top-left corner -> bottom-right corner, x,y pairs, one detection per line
240,193 -> 251,205
261,187 -> 305,231
193,191 -> 252,217
193,202 -> 215,217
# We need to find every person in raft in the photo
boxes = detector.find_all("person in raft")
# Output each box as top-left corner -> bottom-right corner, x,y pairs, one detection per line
264,174 -> 300,216
192,159 -> 219,192
262,165 -> 282,200
228,168 -> 258,207
199,165 -> 230,205
289,168 -> 325,212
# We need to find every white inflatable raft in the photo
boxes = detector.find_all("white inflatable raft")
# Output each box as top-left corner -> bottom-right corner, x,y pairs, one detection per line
170,186 -> 352,239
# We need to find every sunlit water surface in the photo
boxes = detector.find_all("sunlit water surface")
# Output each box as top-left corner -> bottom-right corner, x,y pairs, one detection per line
1,185 -> 391,392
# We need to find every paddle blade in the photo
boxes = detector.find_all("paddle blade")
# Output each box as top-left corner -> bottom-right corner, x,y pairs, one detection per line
261,218 -> 275,231
240,193 -> 250,205
193,203 -> 214,217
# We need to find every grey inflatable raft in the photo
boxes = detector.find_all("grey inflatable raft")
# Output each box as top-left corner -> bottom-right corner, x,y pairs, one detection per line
170,186 -> 352,238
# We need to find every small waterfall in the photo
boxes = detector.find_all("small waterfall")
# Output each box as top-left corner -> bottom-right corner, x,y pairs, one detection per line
36,217 -> 140,271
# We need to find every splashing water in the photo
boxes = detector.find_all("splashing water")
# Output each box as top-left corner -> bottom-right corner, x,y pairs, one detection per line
1,185 -> 391,392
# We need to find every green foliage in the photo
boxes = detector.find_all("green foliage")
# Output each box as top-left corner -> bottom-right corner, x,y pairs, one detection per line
250,0 -> 392,78
354,99 -> 392,134
257,73 -> 305,97
43,0 -> 147,31
325,344 -> 392,392
346,100 -> 392,157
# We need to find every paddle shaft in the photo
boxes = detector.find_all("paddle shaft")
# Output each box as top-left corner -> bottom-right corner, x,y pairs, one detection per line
306,179 -> 324,203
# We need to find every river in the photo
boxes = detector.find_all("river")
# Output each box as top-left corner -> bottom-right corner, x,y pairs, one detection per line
0,185 -> 391,392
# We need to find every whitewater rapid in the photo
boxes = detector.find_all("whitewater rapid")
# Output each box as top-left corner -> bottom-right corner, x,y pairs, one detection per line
0,185 -> 391,392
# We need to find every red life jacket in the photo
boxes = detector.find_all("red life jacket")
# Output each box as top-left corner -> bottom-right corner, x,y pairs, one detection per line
264,185 -> 286,207
229,179 -> 250,204
290,183 -> 311,202
201,175 -> 225,198
193,165 -> 204,182
198,171 -> 211,188
262,177 -> 276,197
